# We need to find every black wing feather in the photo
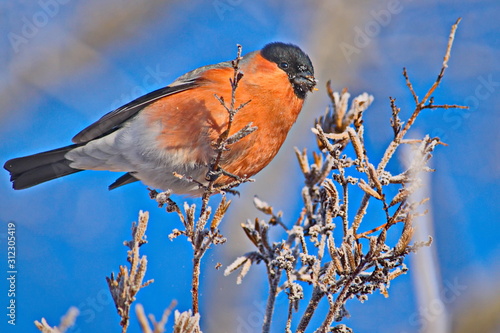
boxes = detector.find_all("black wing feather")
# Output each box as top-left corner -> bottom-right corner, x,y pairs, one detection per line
71,58 -> 241,144
72,81 -> 197,143
108,172 -> 139,190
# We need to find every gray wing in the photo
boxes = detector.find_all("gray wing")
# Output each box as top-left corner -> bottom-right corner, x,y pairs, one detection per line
71,53 -> 255,144
71,80 -> 197,143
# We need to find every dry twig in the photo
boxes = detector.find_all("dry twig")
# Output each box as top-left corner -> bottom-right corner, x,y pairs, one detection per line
226,18 -> 465,333
135,301 -> 178,333
35,307 -> 79,333
106,211 -> 154,333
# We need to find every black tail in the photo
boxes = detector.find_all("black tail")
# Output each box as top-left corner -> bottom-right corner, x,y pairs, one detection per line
4,144 -> 84,190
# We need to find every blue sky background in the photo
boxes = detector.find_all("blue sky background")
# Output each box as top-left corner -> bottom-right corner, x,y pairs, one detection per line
0,1 -> 498,332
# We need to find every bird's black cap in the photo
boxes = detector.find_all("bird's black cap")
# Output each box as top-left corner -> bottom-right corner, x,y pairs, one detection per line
261,42 -> 316,99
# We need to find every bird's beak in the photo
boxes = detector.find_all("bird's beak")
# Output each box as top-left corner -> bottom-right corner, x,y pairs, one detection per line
293,72 -> 317,92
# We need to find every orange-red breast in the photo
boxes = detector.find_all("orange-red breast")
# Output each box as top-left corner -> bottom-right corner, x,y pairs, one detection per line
4,42 -> 316,195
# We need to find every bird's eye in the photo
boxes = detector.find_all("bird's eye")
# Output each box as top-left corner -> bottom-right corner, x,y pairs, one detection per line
279,62 -> 289,69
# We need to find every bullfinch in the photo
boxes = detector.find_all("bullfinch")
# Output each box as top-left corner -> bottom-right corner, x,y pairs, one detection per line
4,42 -> 316,196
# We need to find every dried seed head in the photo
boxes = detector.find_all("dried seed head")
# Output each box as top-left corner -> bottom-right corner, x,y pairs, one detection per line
211,196 -> 231,229
287,283 -> 304,302
367,163 -> 383,192
358,179 -> 383,200
346,127 -> 365,165
294,147 -> 311,175
253,196 -> 273,215
394,218 -> 415,255
389,181 -> 422,207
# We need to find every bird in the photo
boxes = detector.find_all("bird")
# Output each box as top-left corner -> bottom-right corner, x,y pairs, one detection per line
4,42 -> 316,196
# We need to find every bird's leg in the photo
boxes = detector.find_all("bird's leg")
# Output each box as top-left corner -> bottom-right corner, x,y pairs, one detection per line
220,168 -> 241,181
